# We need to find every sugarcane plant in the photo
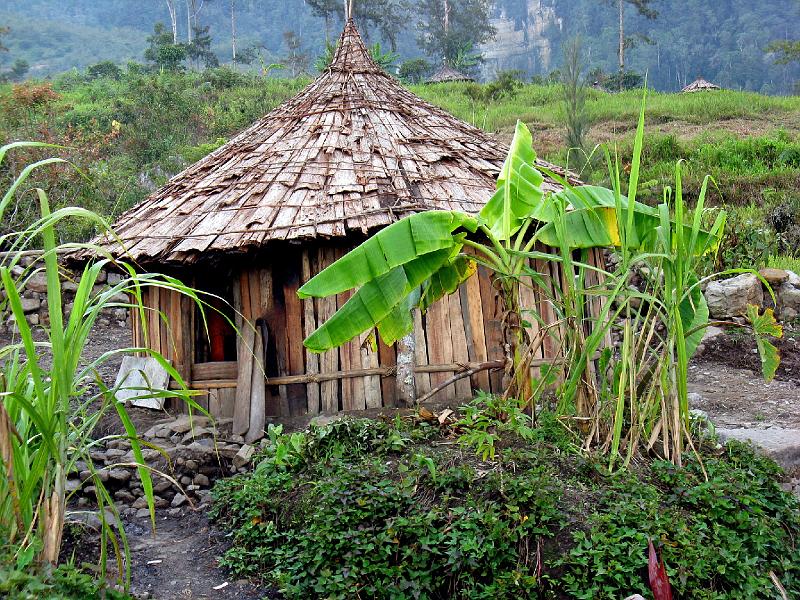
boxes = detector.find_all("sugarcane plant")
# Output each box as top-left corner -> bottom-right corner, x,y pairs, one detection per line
299,94 -> 782,468
0,142 -> 207,587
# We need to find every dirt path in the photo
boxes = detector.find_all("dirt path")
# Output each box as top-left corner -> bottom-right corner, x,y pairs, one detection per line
123,512 -> 266,600
688,361 -> 800,429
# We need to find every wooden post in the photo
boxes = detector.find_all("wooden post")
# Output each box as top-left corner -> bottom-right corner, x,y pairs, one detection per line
395,331 -> 416,406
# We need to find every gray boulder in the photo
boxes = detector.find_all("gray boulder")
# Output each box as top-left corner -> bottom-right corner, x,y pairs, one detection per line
704,274 -> 763,319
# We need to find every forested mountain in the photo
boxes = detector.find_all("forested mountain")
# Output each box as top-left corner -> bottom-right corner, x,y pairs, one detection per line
0,0 -> 797,93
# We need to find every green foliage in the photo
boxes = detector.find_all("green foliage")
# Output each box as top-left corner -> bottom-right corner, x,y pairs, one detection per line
398,58 -> 432,83
455,392 -> 536,460
560,442 -> 800,599
211,418 -> 563,599
0,558 -> 132,600
143,23 -> 188,72
211,417 -> 800,599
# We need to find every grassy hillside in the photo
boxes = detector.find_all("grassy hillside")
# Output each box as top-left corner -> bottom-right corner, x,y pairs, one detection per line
0,70 -> 798,269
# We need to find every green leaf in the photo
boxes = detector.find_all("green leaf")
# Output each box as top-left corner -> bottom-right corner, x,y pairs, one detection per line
303,248 -> 455,352
298,211 -> 477,299
479,120 -> 545,241
746,305 -> 782,382
679,276 -> 709,359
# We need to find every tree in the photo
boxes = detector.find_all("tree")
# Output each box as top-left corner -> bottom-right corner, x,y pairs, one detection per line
8,59 -> 29,82
283,31 -> 310,77
144,22 -> 188,71
416,0 -> 495,67
562,38 -> 589,171
0,26 -> 8,53
307,0 -> 412,51
399,58 -> 433,83
187,25 -> 219,68
606,0 -> 658,83
164,0 -> 179,43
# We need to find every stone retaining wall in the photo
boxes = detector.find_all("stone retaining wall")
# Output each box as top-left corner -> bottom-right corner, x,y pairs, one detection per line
0,252 -> 130,333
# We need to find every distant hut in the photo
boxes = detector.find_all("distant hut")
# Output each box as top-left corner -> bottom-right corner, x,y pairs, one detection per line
681,77 -> 722,93
89,20 -> 605,439
426,63 -> 475,83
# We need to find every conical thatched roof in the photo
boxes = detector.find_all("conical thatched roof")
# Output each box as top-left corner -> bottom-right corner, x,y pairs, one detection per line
426,64 -> 475,84
99,21 -> 574,266
681,77 -> 721,93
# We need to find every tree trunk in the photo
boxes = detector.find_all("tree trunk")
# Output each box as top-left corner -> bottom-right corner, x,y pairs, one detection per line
230,0 -> 237,67
618,0 -> 625,87
165,0 -> 178,43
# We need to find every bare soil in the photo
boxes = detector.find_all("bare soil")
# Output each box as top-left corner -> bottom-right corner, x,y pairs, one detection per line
11,320 -> 800,598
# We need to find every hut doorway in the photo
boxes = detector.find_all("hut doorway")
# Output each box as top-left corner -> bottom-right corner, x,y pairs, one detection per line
193,275 -> 237,364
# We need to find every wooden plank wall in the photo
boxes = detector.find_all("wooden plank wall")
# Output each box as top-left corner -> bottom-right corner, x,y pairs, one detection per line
134,245 -> 608,437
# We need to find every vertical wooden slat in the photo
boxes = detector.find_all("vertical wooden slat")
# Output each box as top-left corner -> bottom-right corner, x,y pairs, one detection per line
377,338 -> 397,407
301,250 -> 321,414
147,288 -> 161,355
181,294 -> 193,384
412,309 -> 431,397
477,266 -> 504,394
426,295 -> 455,401
159,288 -> 170,363
283,265 -> 306,416
219,387 -> 236,419
447,291 -> 472,399
318,248 -> 339,413
336,288 -> 354,410
361,333 -> 381,409
460,277 -> 489,390
207,389 -> 221,417
519,273 -> 544,360
248,269 -> 266,440
234,271 -> 253,434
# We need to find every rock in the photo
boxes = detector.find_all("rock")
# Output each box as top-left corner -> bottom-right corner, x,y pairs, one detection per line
185,460 -> 199,471
193,474 -> 210,487
66,508 -> 117,531
171,493 -> 188,508
717,428 -> 800,469
705,274 -> 763,319
154,496 -> 170,509
181,427 -> 214,444
777,279 -> 800,321
108,468 -> 132,482
132,496 -> 149,509
153,480 -> 173,494
135,508 -> 152,519
114,490 -> 136,503
26,313 -> 39,326
25,272 -> 48,293
233,444 -> 255,468
168,508 -> 182,517
759,268 -> 789,285
95,469 -> 110,483
90,450 -> 107,462
169,415 -> 210,434
66,478 -> 82,493
20,296 -> 41,313
180,476 -> 192,486
61,280 -> 79,293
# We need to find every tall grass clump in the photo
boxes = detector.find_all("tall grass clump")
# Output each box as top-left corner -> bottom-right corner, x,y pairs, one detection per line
0,142 -> 206,589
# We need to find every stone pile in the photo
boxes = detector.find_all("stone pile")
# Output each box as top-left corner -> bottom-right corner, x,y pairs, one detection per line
1,253 -> 130,333
67,415 -> 258,519
705,269 -> 800,321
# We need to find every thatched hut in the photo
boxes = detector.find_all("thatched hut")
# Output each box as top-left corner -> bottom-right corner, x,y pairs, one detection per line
92,20 -> 604,440
426,64 -> 475,83
681,77 -> 722,93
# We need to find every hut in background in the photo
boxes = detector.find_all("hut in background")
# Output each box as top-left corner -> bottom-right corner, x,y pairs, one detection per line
426,64 -> 475,83
92,20 -> 605,441
682,77 -> 722,93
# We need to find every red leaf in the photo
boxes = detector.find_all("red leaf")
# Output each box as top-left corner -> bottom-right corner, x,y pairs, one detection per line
648,539 -> 673,600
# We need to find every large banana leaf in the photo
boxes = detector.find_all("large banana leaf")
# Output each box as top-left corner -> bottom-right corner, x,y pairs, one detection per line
680,275 -> 709,360
298,211 -> 477,299
303,247 -> 456,352
479,121 -> 546,241
536,185 -> 720,251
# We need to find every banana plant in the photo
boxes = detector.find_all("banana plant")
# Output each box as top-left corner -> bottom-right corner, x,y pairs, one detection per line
299,119 -> 677,403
